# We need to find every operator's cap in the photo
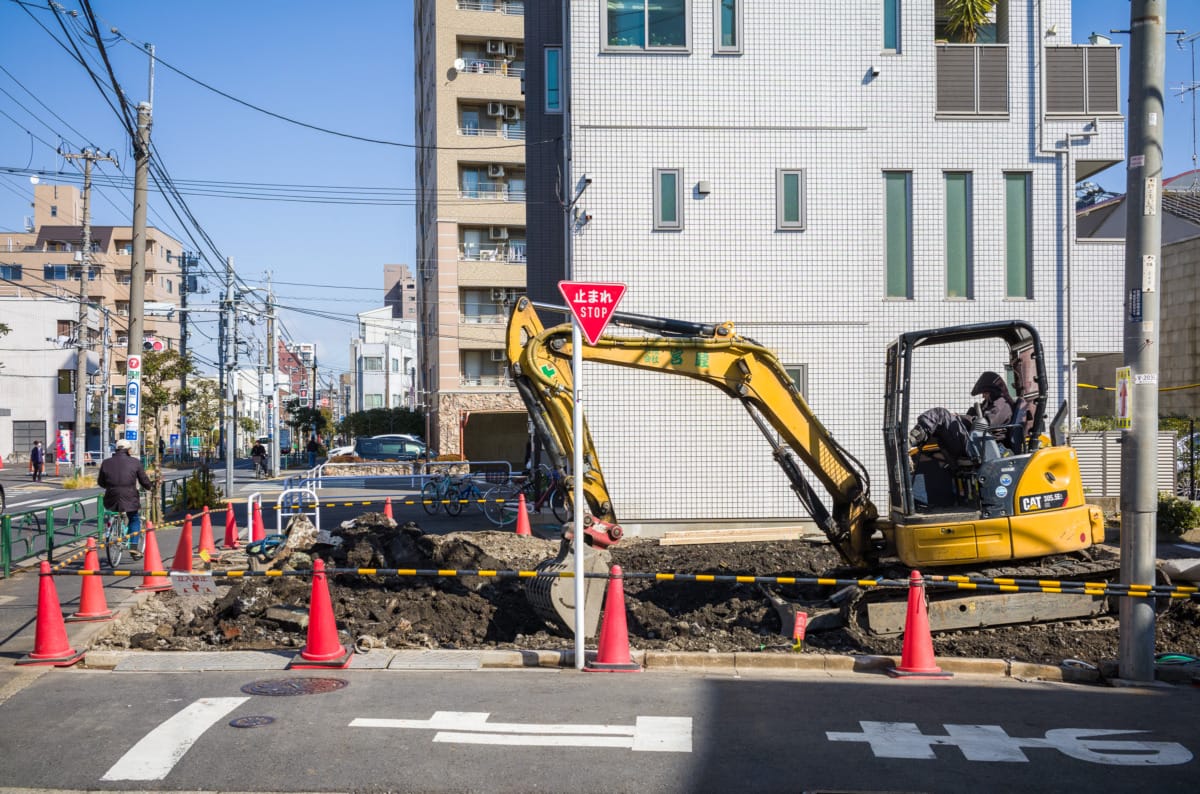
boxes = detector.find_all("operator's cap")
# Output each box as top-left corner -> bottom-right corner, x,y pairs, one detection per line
971,371 -> 1005,397
115,439 -> 132,451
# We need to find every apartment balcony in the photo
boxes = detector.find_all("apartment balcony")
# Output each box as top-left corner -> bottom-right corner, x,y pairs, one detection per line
458,123 -> 525,141
458,184 -> 527,202
457,0 -> 523,15
456,57 -> 524,79
459,373 -> 513,388
936,44 -> 1008,116
458,240 -> 526,263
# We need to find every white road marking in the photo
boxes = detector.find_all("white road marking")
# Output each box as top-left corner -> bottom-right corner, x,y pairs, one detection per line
1176,543 -> 1200,553
101,697 -> 249,781
351,711 -> 692,753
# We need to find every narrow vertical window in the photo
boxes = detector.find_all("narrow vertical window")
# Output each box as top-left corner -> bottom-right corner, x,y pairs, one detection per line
776,169 -> 806,231
944,172 -> 972,298
716,0 -> 742,54
545,47 -> 562,113
883,0 -> 900,52
884,171 -> 912,299
1005,172 -> 1032,298
654,168 -> 683,230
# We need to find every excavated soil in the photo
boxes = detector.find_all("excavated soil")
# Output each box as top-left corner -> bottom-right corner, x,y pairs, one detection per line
93,514 -> 1200,669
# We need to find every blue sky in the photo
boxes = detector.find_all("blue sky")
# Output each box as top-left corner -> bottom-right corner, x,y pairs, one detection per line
1,1 -> 1198,377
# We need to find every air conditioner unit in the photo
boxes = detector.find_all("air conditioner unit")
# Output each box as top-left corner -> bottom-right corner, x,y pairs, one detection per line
505,105 -> 521,121
116,336 -> 128,346
491,288 -> 506,301
487,163 -> 505,178
486,39 -> 506,55
489,226 -> 509,240
490,349 -> 507,362
486,101 -> 506,117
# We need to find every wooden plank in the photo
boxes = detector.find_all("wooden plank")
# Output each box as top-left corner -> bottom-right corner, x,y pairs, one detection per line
659,528 -> 807,546
864,591 -> 1107,637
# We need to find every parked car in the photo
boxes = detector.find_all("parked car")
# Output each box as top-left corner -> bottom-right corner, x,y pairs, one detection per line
326,444 -> 355,458
353,436 -> 435,461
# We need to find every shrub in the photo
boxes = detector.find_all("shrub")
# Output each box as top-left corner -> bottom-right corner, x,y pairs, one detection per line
61,474 -> 97,489
170,469 -> 225,512
1157,491 -> 1200,538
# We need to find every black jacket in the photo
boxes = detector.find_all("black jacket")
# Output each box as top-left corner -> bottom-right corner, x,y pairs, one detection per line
97,450 -> 153,513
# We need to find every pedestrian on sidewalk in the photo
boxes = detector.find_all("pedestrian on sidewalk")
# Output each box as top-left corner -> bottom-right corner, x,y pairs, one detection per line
306,436 -> 319,469
29,440 -> 44,482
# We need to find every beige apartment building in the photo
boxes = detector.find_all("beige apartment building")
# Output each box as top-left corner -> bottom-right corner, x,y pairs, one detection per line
414,0 -> 530,463
1,183 -> 183,451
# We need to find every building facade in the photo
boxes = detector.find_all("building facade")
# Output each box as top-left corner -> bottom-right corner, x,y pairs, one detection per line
350,307 -> 420,412
0,183 -> 183,458
525,1 -> 1126,523
414,0 -> 531,464
384,263 -> 419,319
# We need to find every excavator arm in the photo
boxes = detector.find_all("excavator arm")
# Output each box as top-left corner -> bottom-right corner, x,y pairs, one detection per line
506,298 -> 879,567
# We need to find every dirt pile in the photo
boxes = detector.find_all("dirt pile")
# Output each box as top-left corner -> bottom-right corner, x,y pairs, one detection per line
93,514 -> 1200,668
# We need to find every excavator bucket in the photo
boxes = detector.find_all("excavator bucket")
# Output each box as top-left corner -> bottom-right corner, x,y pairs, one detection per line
525,538 -> 611,639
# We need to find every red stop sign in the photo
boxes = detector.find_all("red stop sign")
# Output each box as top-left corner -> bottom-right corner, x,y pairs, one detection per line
558,281 -> 627,345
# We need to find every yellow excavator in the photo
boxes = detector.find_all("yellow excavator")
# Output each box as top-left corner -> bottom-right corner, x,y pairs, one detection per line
506,298 -> 1112,635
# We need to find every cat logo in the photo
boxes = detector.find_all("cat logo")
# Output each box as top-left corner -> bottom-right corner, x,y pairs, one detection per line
1020,490 -> 1068,512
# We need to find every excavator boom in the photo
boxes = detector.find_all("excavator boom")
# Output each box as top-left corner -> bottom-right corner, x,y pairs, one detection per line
506,298 -> 878,566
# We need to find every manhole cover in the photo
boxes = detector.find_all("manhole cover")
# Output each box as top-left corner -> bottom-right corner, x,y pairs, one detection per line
229,716 -> 275,728
240,677 -> 349,696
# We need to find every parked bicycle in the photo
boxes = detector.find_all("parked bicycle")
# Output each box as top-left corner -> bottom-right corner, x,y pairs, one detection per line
444,476 -> 491,517
421,473 -> 460,516
102,511 -> 143,568
483,465 -> 572,527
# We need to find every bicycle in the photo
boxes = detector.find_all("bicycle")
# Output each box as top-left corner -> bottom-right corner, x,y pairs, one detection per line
445,476 -> 490,517
421,473 -> 459,516
103,511 -> 142,568
483,467 -> 572,527
253,456 -> 269,479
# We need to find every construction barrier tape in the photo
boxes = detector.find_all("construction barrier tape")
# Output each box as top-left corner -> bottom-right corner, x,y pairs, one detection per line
49,566 -> 1200,600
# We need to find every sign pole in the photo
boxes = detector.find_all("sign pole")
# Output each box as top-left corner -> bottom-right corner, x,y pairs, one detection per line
571,320 -> 585,670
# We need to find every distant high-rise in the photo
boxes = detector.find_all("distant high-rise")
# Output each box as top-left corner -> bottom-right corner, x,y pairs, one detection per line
383,264 -> 417,319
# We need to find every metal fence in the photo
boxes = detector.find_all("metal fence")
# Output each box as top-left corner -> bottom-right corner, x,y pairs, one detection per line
1073,431 -> 1177,498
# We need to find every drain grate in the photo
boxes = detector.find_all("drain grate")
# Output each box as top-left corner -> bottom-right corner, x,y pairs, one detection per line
229,716 -> 276,728
240,677 -> 349,696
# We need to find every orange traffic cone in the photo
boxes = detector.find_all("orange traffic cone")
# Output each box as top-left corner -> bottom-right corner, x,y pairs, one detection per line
515,492 -> 532,537
135,522 -> 172,592
223,502 -> 239,549
383,497 -> 394,520
289,559 -> 352,669
584,565 -> 641,672
198,506 -> 217,555
887,571 -> 952,679
16,562 -> 85,666
67,537 -> 113,622
171,515 -> 194,573
252,502 -> 265,543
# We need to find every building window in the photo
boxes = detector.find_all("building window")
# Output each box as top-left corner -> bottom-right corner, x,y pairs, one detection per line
50,205 -> 58,217
545,47 -> 562,113
944,172 -> 973,298
44,264 -> 69,281
0,264 -> 21,280
364,394 -> 384,408
884,171 -> 912,299
776,169 -> 806,231
1004,172 -> 1032,299
605,0 -> 688,51
716,0 -> 742,54
57,320 -> 72,337
785,364 -> 808,399
884,0 -> 900,51
57,369 -> 74,394
391,358 -> 400,373
654,168 -> 683,230
363,356 -> 384,371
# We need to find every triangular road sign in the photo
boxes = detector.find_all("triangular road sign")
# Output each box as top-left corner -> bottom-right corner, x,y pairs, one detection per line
558,281 -> 628,345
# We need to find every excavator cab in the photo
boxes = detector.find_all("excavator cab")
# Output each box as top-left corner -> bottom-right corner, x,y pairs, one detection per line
881,321 -> 1103,566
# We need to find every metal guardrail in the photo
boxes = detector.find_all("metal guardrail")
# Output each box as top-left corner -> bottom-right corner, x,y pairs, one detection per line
1,473 -> 194,578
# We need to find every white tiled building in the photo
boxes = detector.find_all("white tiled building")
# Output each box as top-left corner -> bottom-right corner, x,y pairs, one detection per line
526,1 -> 1126,524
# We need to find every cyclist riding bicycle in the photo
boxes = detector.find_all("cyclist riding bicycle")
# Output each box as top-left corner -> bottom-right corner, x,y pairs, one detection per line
251,440 -> 268,478
97,439 -> 155,559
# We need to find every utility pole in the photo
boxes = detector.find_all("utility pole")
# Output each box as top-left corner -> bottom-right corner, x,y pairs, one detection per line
224,256 -> 236,497
127,101 -> 152,456
99,309 -> 110,460
1119,0 -> 1166,684
266,275 -> 279,475
61,148 -> 117,475
178,252 -> 192,459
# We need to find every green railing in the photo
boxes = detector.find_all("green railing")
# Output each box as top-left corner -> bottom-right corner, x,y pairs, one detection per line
0,473 -> 194,578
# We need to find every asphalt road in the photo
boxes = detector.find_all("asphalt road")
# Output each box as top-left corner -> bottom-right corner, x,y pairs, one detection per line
0,666 -> 1196,793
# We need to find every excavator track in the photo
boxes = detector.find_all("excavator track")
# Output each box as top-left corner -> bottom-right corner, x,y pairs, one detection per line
851,547 -> 1127,637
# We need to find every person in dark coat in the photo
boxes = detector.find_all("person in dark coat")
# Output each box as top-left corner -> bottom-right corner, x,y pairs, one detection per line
97,440 -> 155,556
968,371 -> 1016,444
306,436 -> 320,468
29,440 -> 44,481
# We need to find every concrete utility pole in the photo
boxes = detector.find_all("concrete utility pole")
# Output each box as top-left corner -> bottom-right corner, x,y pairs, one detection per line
127,101 -> 152,456
178,252 -> 192,458
99,309 -> 110,460
266,277 -> 279,475
61,148 -> 117,475
1119,0 -> 1166,684
224,256 -> 236,497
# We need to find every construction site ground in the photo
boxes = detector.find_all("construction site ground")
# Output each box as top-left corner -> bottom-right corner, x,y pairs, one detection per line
83,505 -> 1200,675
